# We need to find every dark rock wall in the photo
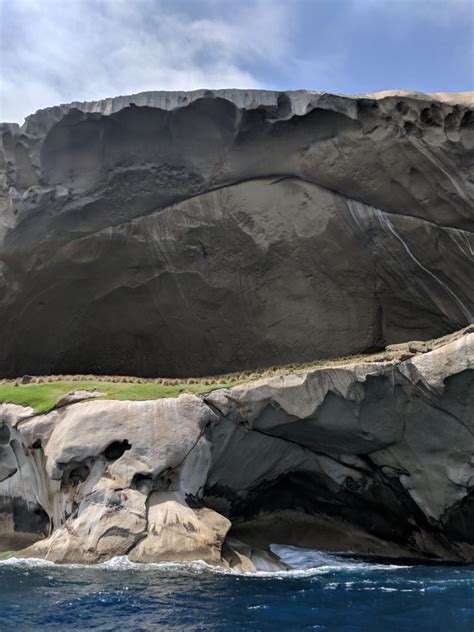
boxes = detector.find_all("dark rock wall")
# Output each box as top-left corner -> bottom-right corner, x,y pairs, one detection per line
0,91 -> 473,376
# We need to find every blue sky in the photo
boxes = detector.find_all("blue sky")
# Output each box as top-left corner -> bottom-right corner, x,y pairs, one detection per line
1,0 -> 473,122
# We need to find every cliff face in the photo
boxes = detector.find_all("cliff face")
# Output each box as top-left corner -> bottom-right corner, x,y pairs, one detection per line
1,89 -> 473,377
0,331 -> 473,566
1,89 -> 473,568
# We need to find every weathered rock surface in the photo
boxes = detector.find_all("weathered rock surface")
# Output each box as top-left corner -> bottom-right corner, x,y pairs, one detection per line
127,491 -> 231,565
1,89 -> 473,377
0,331 -> 472,566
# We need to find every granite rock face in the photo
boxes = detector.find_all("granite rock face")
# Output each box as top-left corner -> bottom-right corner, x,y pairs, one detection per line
1,89 -> 473,377
0,331 -> 473,566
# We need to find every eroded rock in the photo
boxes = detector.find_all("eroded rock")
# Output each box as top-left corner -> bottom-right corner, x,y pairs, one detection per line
128,491 -> 231,565
1,90 -> 473,378
0,332 -> 472,567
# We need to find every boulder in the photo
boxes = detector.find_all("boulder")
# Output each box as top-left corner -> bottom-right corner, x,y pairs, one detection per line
21,485 -> 147,563
222,537 -> 289,573
128,492 -> 231,564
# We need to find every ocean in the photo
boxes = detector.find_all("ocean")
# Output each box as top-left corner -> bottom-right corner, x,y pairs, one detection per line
0,547 -> 473,631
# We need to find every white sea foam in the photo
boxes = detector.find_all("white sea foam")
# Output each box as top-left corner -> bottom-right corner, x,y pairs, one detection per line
0,556 -> 57,568
271,545 -> 411,574
0,545 -> 412,577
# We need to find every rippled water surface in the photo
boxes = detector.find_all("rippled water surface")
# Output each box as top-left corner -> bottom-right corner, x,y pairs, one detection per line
0,547 -> 473,631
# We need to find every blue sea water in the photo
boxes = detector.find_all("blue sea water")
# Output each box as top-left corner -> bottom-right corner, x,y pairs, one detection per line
0,547 -> 473,632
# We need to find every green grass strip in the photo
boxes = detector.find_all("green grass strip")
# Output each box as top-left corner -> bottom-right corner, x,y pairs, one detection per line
0,381 -> 231,415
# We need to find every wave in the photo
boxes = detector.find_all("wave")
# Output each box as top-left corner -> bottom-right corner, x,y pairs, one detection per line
272,545 -> 412,573
0,558 -> 53,570
0,545 -> 412,577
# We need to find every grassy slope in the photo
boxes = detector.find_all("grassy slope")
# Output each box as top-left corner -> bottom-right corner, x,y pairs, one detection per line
0,381 -> 232,415
0,355 -> 376,415
1,327 -> 468,415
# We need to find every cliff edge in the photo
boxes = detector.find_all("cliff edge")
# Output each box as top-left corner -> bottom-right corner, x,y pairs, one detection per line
1,89 -> 473,377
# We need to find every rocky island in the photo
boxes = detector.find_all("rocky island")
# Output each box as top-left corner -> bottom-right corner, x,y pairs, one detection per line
0,89 -> 473,569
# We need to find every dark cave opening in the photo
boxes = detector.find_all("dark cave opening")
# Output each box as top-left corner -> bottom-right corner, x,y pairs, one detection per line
103,440 -> 131,461
69,464 -> 91,484
206,468 -> 440,555
13,501 -> 49,535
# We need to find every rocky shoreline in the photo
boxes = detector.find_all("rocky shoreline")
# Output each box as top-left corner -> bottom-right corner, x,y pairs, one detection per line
0,329 -> 472,570
1,88 -> 473,571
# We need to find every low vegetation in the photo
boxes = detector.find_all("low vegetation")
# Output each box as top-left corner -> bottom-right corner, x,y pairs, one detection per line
0,381 -> 233,415
0,327 -> 470,415
0,351 -> 384,415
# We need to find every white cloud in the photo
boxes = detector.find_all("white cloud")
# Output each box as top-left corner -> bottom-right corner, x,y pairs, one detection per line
0,0 -> 291,122
1,0 -> 471,123
350,0 -> 473,25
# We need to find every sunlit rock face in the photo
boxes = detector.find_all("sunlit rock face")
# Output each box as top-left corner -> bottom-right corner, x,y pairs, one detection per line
0,90 -> 473,377
0,332 -> 473,566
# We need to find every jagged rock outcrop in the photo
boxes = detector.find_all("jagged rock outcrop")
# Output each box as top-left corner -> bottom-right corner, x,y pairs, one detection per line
0,331 -> 472,566
1,89 -> 473,377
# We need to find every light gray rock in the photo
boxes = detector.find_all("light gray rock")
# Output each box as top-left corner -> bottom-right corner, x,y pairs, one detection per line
222,537 -> 289,572
203,333 -> 474,561
0,90 -> 473,378
128,491 -> 231,565
54,389 -> 105,409
24,486 -> 147,563
0,332 -> 472,565
2,395 -> 224,564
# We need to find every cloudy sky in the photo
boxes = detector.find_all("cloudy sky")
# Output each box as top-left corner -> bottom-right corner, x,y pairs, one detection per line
1,0 -> 473,123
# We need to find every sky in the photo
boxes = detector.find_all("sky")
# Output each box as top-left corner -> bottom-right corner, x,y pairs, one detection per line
1,0 -> 473,123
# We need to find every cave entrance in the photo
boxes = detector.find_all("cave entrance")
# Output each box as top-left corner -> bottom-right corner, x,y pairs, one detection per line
103,440 -> 131,461
12,499 -> 49,536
